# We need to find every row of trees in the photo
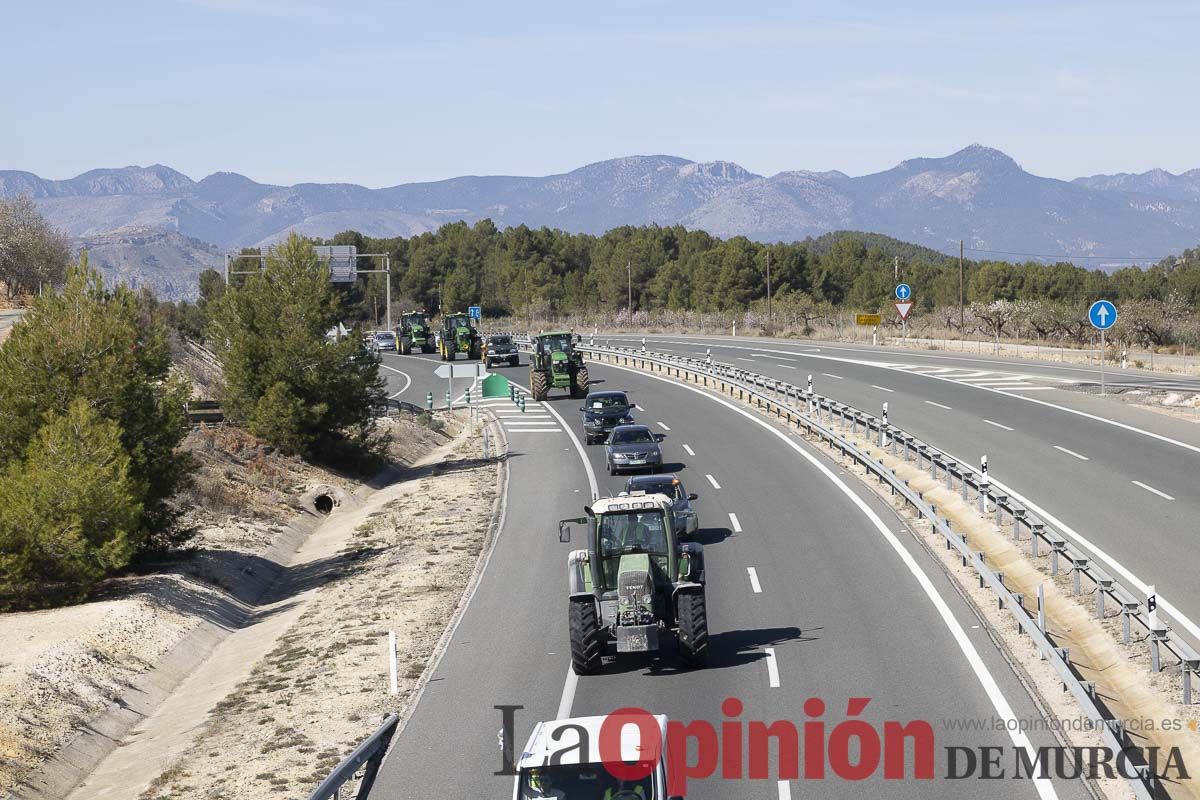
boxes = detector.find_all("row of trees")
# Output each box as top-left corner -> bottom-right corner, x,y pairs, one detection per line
0,197 -> 71,301
294,223 -> 1200,329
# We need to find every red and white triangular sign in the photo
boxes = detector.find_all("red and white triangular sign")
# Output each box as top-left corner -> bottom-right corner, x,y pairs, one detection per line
894,300 -> 913,321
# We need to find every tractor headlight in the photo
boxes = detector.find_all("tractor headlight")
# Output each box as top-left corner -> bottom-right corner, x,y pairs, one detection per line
642,593 -> 652,604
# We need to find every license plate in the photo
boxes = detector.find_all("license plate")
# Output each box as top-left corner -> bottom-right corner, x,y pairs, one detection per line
629,458 -> 646,465
624,631 -> 649,651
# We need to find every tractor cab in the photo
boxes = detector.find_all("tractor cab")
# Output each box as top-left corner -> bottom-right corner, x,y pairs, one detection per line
439,312 -> 481,361
396,310 -> 434,354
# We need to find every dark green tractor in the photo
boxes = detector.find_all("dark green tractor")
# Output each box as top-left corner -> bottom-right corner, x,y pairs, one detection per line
529,331 -> 588,400
396,310 -> 435,354
438,312 -> 482,361
558,493 -> 709,674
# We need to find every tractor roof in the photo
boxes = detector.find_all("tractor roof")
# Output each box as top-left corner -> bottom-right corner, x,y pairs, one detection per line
517,714 -> 668,769
539,330 -> 571,337
591,493 -> 673,515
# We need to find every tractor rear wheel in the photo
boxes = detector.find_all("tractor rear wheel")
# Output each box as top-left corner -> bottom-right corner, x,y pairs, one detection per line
572,366 -> 590,399
676,590 -> 709,668
569,598 -> 603,675
530,369 -> 549,400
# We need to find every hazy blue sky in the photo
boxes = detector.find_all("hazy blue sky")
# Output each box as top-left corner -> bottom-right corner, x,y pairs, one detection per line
6,1 -> 1198,186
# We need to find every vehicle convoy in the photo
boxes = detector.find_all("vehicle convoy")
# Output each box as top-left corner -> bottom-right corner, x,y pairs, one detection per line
529,331 -> 588,400
439,312 -> 482,361
580,390 -> 635,444
395,310 -> 435,354
513,714 -> 676,799
605,424 -> 666,475
559,493 -> 708,673
482,334 -> 520,367
625,474 -> 699,538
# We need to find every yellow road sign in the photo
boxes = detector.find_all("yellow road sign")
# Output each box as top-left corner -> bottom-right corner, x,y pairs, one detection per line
856,313 -> 882,326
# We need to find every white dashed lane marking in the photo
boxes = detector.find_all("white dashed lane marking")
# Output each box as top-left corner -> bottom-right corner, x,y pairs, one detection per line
683,444 -> 696,456
1053,445 -> 1089,461
1132,480 -> 1174,501
764,648 -> 781,688
747,567 -> 762,593
706,474 -> 721,489
728,513 -> 742,533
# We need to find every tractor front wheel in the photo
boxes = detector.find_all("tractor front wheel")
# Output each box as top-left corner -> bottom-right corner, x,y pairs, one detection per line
676,590 -> 709,668
569,598 -> 603,675
400,338 -> 411,355
530,369 -> 549,400
572,366 -> 590,399
469,339 -> 482,360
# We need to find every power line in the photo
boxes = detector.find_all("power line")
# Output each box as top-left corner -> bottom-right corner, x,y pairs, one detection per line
946,246 -> 1181,262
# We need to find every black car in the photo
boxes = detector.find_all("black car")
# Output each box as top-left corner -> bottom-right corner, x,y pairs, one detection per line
580,391 -> 635,445
605,424 -> 665,475
484,334 -> 519,367
625,474 -> 699,538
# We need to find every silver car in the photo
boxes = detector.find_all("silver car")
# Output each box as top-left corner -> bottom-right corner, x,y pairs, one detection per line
605,424 -> 665,475
624,474 -> 699,538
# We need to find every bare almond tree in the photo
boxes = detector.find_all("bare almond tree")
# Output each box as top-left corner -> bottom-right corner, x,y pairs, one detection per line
0,196 -> 72,302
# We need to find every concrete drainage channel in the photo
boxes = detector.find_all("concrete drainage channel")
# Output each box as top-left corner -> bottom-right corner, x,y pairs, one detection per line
554,339 -> 1193,800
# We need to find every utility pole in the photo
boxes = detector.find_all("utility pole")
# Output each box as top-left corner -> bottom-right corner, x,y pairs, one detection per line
627,259 -> 633,323
523,263 -> 529,328
959,240 -> 965,332
894,255 -> 899,280
766,249 -> 773,330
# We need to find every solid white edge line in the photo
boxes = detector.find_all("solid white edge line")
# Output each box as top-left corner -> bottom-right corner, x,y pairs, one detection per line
983,419 -> 1015,431
764,647 -> 781,688
379,364 -> 413,398
508,379 -> 598,720
747,567 -> 762,593
705,473 -> 721,489
683,444 -> 696,456
1132,480 -> 1175,501
1052,445 -> 1089,461
599,360 -> 1059,800
729,512 -> 742,533
777,779 -> 792,800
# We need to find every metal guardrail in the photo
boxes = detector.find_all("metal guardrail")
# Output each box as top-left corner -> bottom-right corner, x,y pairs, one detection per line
538,335 -> 1194,800
307,714 -> 398,800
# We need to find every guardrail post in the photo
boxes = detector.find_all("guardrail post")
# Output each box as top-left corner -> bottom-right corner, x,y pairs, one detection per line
994,495 -> 1007,527
1030,523 -> 1043,558
1096,579 -> 1112,619
1183,660 -> 1198,705
1072,558 -> 1088,595
944,463 -> 953,490
1011,508 -> 1025,541
1037,583 -> 1046,639
1151,629 -> 1167,673
1051,540 -> 1067,575
483,428 -> 490,460
929,453 -> 938,480
1122,601 -> 1139,644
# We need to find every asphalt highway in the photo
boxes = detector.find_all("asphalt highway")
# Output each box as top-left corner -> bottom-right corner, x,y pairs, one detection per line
599,334 -> 1200,650
370,358 -> 1093,799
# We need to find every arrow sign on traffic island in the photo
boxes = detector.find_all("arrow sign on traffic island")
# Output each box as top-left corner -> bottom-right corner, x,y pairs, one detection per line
894,300 -> 913,321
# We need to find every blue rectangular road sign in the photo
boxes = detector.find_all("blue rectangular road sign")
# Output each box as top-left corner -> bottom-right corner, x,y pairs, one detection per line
468,305 -> 482,319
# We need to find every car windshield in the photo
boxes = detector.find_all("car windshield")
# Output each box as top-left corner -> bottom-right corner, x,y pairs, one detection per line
490,336 -> 512,345
632,480 -> 680,500
375,333 -> 394,341
611,428 -> 653,445
519,764 -> 654,799
589,394 -> 628,409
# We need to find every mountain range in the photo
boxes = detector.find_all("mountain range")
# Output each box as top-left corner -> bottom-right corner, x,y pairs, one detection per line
3,145 -> 1198,298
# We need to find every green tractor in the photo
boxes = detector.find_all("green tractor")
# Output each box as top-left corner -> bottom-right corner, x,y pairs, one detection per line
438,312 -> 482,361
529,331 -> 588,400
396,310 -> 435,355
558,493 -> 709,674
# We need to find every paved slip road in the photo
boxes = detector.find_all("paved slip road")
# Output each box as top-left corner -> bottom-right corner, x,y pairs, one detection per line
601,334 -> 1200,651
370,360 -> 1091,799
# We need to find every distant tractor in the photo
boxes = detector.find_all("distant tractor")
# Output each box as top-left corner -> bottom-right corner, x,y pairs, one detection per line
529,331 -> 588,400
396,310 -> 435,354
558,493 -> 709,674
438,312 -> 482,361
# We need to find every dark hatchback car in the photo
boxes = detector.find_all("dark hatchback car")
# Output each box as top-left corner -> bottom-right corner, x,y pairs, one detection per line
624,474 -> 699,538
605,424 -> 665,475
483,334 -> 519,367
580,391 -> 635,444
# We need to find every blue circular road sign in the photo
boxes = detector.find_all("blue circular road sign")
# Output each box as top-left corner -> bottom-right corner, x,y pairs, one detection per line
1088,300 -> 1117,330
895,283 -> 912,300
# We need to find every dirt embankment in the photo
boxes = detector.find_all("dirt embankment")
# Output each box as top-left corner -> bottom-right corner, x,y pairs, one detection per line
0,414 -> 457,798
128,413 -> 500,800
